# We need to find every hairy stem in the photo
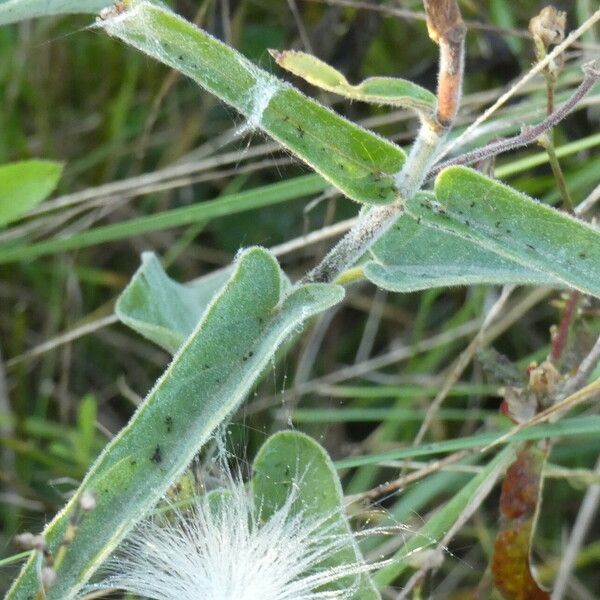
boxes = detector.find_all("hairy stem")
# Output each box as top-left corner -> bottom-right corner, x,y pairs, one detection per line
302,0 -> 466,284
429,61 -> 600,178
531,21 -> 575,215
424,0 -> 466,126
549,291 -> 580,363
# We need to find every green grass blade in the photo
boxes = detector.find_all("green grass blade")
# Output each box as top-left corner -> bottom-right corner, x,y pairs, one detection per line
270,49 -> 435,115
335,415 -> 600,469
290,407 -> 500,423
115,252 -> 231,353
97,1 -> 405,205
0,160 -> 63,227
0,174 -> 326,264
253,431 -> 380,599
6,247 -> 344,600
0,0 -> 108,24
406,167 -> 600,298
364,193 -> 564,292
495,132 -> 600,179
315,384 -> 500,399
373,445 -> 516,585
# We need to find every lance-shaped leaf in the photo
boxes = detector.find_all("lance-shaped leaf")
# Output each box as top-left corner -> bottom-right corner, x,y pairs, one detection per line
115,252 -> 232,354
6,247 -> 344,600
270,49 -> 436,115
0,0 -> 108,24
98,1 -> 406,205
364,194 -> 565,292
0,160 -> 63,227
406,167 -> 600,298
492,443 -> 550,599
253,431 -> 380,599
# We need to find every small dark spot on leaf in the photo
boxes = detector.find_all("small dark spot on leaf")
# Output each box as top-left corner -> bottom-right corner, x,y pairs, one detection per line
151,445 -> 162,464
579,252 -> 587,259
470,201 -> 475,208
165,416 -> 173,433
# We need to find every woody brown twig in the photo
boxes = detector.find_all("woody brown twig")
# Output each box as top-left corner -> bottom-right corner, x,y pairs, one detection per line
424,0 -> 466,127
428,61 -> 600,178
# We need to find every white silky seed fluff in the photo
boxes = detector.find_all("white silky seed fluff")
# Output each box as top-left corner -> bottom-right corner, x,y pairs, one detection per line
85,472 -> 381,600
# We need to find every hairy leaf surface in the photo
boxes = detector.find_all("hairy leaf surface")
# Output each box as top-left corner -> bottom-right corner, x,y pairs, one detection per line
365,194 -> 564,292
0,0 -> 108,24
6,248 -> 344,600
116,253 -> 232,354
98,2 -> 406,205
254,431 -> 380,599
271,49 -> 435,114
406,167 -> 600,298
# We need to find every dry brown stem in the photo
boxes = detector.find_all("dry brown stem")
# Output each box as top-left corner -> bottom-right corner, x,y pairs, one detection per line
424,0 -> 466,125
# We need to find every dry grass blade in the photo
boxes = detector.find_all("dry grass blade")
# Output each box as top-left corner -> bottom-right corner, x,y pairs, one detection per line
483,378 -> 600,452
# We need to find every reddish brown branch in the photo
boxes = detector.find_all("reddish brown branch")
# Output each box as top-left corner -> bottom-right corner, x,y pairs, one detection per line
424,0 -> 466,126
429,61 -> 600,177
550,291 -> 580,364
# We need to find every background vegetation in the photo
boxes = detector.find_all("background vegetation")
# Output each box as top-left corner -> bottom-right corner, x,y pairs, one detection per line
1,0 -> 599,597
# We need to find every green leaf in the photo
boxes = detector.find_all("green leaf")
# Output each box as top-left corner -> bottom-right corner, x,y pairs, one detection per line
98,2 -> 405,205
0,160 -> 63,227
116,252 -> 232,354
270,49 -> 436,114
0,0 -> 108,25
364,196 -> 565,292
406,167 -> 600,298
6,247 -> 344,600
374,445 -> 516,585
253,431 -> 380,599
